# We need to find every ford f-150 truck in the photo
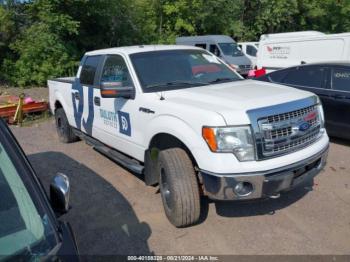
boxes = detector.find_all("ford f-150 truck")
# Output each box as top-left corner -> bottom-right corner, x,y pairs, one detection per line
48,45 -> 329,227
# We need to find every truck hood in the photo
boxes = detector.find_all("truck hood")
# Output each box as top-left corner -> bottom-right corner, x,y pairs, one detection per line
224,55 -> 251,66
161,80 -> 315,125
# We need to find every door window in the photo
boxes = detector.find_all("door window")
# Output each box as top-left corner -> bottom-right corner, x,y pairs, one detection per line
332,68 -> 350,92
195,43 -> 206,49
246,45 -> 257,57
80,56 -> 101,86
210,45 -> 221,56
267,69 -> 290,83
101,55 -> 133,87
0,140 -> 57,257
283,66 -> 325,88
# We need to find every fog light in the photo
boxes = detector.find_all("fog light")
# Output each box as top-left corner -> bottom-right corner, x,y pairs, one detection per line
234,182 -> 253,196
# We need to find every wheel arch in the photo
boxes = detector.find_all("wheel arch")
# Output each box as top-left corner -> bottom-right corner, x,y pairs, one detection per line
144,131 -> 200,186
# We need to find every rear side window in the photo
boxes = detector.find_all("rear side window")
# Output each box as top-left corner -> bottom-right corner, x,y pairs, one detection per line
283,67 -> 325,88
332,68 -> 350,92
246,45 -> 257,57
80,56 -> 101,85
195,43 -> 206,49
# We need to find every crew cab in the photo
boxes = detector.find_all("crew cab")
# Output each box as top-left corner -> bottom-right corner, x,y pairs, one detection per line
48,45 -> 329,227
0,118 -> 78,259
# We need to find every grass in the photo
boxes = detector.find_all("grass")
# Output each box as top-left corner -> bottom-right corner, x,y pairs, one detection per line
20,110 -> 52,127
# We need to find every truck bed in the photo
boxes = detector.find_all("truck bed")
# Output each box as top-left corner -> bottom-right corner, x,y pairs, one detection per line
52,77 -> 76,84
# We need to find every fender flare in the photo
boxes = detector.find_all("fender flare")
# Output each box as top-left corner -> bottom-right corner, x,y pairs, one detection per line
145,115 -> 208,166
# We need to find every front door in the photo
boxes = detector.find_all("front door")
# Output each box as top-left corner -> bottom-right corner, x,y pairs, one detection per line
93,54 -> 146,161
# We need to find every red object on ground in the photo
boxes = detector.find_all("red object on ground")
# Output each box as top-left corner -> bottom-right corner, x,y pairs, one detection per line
0,101 -> 48,122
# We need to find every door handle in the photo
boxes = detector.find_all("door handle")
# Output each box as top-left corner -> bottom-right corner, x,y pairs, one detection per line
74,92 -> 80,100
94,96 -> 101,106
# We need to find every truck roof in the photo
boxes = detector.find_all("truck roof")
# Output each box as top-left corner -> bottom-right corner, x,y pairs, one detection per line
176,35 -> 235,43
260,31 -> 325,41
85,45 -> 202,56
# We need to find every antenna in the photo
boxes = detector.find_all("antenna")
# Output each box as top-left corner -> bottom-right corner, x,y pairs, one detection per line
160,92 -> 165,100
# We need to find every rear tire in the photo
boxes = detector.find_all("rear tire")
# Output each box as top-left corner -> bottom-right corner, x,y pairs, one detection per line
158,148 -> 201,227
55,108 -> 78,143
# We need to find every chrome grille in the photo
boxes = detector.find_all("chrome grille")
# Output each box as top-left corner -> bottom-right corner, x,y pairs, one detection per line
272,127 -> 320,153
257,104 -> 322,158
239,65 -> 252,70
266,105 -> 315,123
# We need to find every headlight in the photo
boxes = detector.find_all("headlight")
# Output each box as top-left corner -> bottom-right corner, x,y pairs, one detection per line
202,126 -> 255,161
229,64 -> 239,70
317,104 -> 325,128
316,96 -> 325,128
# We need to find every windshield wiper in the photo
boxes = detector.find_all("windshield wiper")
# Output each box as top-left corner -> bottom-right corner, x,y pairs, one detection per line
209,77 -> 238,84
146,80 -> 208,89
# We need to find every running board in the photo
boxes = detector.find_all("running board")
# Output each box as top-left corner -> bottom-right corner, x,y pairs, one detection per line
73,129 -> 144,174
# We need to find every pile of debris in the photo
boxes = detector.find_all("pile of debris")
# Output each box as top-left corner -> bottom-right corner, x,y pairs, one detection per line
0,93 -> 48,124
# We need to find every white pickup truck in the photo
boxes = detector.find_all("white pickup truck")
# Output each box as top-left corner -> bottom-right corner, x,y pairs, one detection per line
48,45 -> 329,227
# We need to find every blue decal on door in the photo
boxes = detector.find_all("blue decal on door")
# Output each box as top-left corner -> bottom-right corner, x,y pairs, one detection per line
118,111 -> 131,136
82,87 -> 94,135
71,78 -> 94,136
71,79 -> 84,130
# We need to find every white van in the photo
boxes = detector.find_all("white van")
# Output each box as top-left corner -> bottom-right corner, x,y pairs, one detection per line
238,42 -> 259,67
176,35 -> 252,76
256,31 -> 350,72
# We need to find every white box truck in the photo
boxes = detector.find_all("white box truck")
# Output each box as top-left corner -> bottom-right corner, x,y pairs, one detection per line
256,31 -> 350,72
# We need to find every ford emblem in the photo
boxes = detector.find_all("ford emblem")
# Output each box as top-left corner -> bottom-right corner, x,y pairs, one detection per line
299,122 -> 310,132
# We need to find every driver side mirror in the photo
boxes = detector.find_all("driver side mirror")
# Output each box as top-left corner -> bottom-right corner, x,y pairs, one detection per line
50,173 -> 70,215
101,82 -> 135,99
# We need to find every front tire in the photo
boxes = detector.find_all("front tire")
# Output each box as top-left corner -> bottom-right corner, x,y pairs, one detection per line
55,108 -> 78,143
158,148 -> 201,227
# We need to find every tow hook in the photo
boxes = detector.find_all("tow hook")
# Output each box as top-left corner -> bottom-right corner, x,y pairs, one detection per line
269,193 -> 281,199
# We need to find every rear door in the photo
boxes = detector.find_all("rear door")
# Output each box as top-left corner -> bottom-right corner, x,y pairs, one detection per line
72,55 -> 103,136
327,66 -> 350,138
279,65 -> 332,126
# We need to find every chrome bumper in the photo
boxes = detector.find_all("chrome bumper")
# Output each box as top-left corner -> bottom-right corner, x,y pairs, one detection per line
199,145 -> 328,200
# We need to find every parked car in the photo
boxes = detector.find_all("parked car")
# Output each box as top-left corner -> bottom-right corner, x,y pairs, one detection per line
256,30 -> 350,73
48,45 -> 329,227
176,35 -> 252,76
0,118 -> 79,259
238,42 -> 259,67
256,63 -> 350,140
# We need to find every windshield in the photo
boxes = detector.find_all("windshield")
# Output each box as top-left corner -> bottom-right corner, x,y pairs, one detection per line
218,43 -> 244,57
0,139 -> 57,259
130,49 -> 242,92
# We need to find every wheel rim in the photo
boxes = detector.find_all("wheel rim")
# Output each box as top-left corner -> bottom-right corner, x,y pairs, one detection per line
160,168 -> 172,210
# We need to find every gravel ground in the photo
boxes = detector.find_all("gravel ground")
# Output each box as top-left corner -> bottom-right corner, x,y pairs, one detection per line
10,120 -> 350,256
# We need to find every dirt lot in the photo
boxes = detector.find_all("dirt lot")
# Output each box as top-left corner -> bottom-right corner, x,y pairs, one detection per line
0,86 -> 48,101
10,120 -> 350,256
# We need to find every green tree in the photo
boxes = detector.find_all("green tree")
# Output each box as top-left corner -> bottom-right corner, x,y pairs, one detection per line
3,0 -> 79,86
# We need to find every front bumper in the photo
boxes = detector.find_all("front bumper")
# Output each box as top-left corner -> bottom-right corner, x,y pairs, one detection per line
199,145 -> 328,200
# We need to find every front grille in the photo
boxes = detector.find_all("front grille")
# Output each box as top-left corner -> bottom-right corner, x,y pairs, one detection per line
271,127 -> 320,153
239,65 -> 252,70
266,105 -> 315,123
257,104 -> 322,159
